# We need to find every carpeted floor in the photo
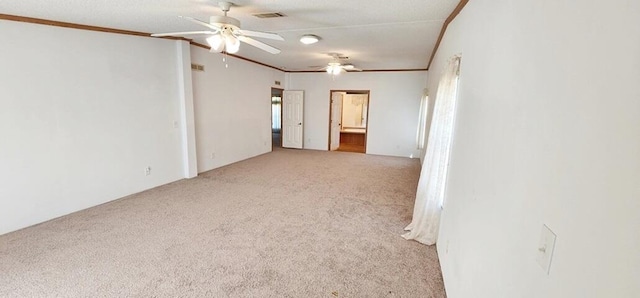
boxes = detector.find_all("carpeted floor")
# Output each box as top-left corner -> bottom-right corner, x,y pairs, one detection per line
0,149 -> 445,297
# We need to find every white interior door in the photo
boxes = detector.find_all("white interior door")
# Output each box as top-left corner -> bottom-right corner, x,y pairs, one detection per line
282,90 -> 304,149
330,92 -> 343,151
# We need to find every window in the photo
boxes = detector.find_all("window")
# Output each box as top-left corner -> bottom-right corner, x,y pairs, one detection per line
416,89 -> 429,150
271,96 -> 282,132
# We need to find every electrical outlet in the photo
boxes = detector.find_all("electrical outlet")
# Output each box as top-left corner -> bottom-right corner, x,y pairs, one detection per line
144,166 -> 151,176
537,224 -> 557,274
173,120 -> 178,128
210,153 -> 215,159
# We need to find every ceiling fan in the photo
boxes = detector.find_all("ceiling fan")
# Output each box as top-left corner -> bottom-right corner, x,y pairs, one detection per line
321,53 -> 362,75
151,1 -> 284,54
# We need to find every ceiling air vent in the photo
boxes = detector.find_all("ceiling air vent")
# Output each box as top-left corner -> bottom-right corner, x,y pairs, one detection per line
191,64 -> 205,72
253,12 -> 286,18
328,52 -> 349,60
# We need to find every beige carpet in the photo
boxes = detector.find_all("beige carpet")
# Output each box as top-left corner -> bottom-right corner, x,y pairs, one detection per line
0,149 -> 445,297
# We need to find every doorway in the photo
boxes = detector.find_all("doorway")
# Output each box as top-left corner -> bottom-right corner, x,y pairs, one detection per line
328,90 -> 370,153
271,88 -> 283,149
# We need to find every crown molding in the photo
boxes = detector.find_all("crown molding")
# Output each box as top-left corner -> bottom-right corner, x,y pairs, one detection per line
427,0 -> 469,70
1,4 -> 467,74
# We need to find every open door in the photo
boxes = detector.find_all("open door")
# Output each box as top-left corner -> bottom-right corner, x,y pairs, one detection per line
328,90 -> 369,153
282,90 -> 304,149
330,93 -> 343,151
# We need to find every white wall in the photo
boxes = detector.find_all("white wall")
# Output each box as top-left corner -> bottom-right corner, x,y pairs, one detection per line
0,21 -> 189,235
289,71 -> 427,157
191,47 -> 285,172
428,1 -> 640,297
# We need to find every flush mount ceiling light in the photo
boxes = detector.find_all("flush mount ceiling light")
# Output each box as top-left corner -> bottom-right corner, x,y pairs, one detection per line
299,34 -> 320,45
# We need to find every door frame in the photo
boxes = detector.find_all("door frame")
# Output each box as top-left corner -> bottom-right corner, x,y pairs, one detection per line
327,90 -> 371,152
271,88 -> 284,147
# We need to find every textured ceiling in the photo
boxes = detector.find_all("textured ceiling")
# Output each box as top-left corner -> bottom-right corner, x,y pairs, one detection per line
1,0 -> 460,71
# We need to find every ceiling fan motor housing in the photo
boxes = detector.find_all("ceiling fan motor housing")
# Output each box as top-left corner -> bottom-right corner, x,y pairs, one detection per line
210,16 -> 240,29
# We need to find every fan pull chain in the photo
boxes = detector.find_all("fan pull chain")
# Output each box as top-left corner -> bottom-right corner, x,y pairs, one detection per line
222,52 -> 229,68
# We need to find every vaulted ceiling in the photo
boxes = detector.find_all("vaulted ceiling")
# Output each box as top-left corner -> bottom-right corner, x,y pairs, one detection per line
2,0 -> 460,71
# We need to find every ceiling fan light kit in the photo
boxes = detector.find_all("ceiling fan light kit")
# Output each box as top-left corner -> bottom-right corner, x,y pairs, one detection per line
299,34 -> 320,45
206,27 -> 240,53
326,62 -> 343,75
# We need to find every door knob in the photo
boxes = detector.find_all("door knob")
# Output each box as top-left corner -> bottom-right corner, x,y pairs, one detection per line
298,123 -> 302,125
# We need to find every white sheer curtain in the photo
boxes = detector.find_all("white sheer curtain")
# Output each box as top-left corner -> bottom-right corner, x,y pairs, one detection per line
403,55 -> 461,245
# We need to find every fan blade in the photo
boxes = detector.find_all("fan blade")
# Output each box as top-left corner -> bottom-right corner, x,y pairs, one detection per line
341,64 -> 362,72
179,16 -> 221,31
237,36 -> 281,54
237,29 -> 284,41
151,31 -> 217,37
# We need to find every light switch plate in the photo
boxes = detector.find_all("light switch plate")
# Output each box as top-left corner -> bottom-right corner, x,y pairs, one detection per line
537,224 -> 557,274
